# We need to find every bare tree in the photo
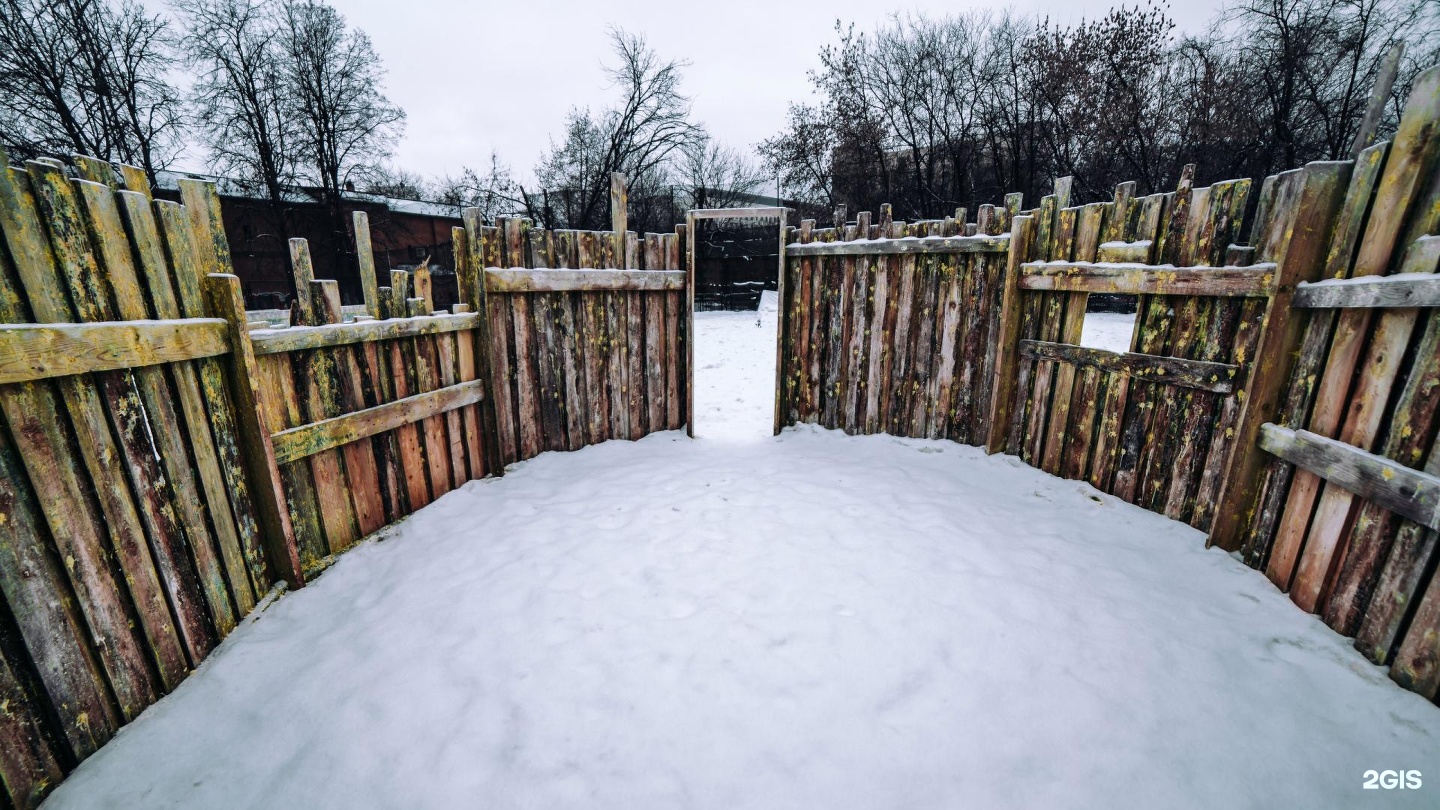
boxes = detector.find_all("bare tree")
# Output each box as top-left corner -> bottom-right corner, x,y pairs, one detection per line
360,166 -> 430,200
279,0 -> 405,266
528,28 -> 704,231
437,152 -> 524,222
179,0 -> 295,240
0,0 -> 183,181
678,136 -> 768,209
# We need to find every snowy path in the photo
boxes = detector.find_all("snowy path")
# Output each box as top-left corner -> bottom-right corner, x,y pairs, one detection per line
45,296 -> 1440,809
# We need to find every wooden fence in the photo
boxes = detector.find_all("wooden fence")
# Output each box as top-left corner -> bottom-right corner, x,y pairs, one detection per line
779,203 -> 1011,442
4,71 -> 1440,809
479,191 -> 689,465
0,160 -> 692,807
776,64 -> 1440,708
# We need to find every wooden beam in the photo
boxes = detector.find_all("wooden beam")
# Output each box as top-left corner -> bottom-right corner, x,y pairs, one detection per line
483,268 -> 685,293
986,215 -> 1037,453
352,211 -> 380,318
1019,339 -> 1238,394
1208,161 -> 1351,553
250,312 -> 481,355
1295,271 -> 1440,308
786,233 -> 1009,257
1259,424 -> 1440,531
0,319 -> 229,383
203,271 -> 304,588
271,380 -> 485,465
1019,261 -> 1278,296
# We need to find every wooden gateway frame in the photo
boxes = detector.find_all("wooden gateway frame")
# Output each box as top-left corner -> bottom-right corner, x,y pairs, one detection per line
685,206 -> 790,436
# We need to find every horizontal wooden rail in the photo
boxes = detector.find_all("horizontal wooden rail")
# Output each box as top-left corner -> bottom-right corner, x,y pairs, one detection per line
1259,424 -> 1440,531
0,319 -> 230,384
1294,272 -> 1440,309
1019,261 -> 1278,297
1020,339 -> 1238,393
483,268 -> 686,293
251,312 -> 481,355
688,206 -> 788,220
271,379 -> 486,465
787,234 -> 1010,257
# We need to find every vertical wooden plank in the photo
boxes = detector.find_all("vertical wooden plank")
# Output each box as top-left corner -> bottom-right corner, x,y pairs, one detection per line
434,332 -> 470,486
17,164 -> 189,697
481,237 -> 518,464
550,231 -> 586,449
386,331 -> 431,512
155,192 -> 272,596
0,616 -> 65,810
643,234 -> 666,434
353,211 -> 380,318
74,180 -> 231,654
773,216 -> 789,435
1238,152 -> 1383,567
1113,167 -> 1194,501
180,179 -> 303,588
886,246 -> 916,436
1327,309 -> 1440,634
459,213 -> 506,477
907,230 -> 940,438
117,192 -> 255,622
1290,237 -> 1440,612
986,216 -> 1035,453
0,259 -> 117,759
450,226 -> 486,475
683,218 -> 696,437
285,246 -> 359,555
1269,68 -> 1440,587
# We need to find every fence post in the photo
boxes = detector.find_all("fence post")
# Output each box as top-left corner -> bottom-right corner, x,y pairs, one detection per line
1207,160 -> 1350,551
610,172 -> 628,262
985,214 -> 1036,454
683,214 -> 696,438
773,217 -> 790,436
203,273 -> 305,587
460,207 -> 507,477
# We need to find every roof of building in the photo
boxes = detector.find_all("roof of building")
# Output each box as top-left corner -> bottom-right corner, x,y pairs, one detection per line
151,169 -> 465,220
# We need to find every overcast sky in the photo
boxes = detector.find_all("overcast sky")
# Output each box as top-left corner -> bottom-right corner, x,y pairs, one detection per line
244,0 -> 1228,189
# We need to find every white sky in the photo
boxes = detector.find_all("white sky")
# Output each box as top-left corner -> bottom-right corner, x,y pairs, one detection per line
177,0 -> 1228,188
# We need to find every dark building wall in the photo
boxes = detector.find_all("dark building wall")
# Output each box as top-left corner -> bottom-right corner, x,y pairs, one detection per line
155,188 -> 463,312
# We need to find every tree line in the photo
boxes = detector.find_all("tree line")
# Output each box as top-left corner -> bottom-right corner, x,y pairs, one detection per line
760,0 -> 1440,221
4,0 -> 1436,246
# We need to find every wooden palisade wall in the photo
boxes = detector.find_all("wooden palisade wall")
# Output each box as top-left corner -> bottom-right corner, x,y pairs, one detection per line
0,159 -> 692,807
477,200 -> 689,465
1220,65 -> 1440,699
775,64 -> 1440,707
779,202 -> 1012,441
0,153 -> 286,806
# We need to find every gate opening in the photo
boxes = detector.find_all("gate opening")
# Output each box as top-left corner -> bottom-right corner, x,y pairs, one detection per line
686,207 -> 789,439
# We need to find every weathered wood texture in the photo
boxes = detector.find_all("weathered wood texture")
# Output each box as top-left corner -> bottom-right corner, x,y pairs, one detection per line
777,210 -> 1011,443
0,153 -> 277,807
1225,65 -> 1440,703
250,221 -> 495,575
475,217 -> 688,466
997,169 -> 1281,533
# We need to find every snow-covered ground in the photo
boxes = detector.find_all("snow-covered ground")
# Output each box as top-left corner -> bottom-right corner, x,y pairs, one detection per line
45,294 -> 1440,809
1080,310 -> 1137,353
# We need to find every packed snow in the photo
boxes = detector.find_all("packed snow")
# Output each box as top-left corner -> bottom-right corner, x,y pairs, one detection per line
45,291 -> 1440,809
1080,310 -> 1137,353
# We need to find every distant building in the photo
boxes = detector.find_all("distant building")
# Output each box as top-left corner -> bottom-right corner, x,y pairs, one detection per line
151,171 -> 464,313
